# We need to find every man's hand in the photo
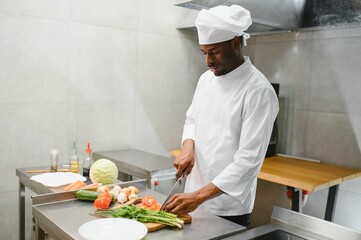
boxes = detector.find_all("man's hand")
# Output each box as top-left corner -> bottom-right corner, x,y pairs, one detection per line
173,139 -> 195,179
162,192 -> 201,215
163,183 -> 223,215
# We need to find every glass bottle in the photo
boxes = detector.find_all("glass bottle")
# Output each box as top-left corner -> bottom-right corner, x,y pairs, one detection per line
82,143 -> 93,177
69,142 -> 79,173
50,149 -> 59,172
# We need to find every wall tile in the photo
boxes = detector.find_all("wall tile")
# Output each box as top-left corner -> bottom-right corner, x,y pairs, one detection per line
76,104 -> 135,154
277,109 -> 308,156
309,36 -> 361,115
76,25 -> 138,104
306,112 -> 361,168
0,0 -> 70,21
340,177 -> 361,194
0,105 -> 68,191
189,39 -> 208,90
0,15 -> 69,104
138,0 -> 191,38
136,33 -> 195,104
70,0 -> 139,30
134,103 -> 189,156
253,40 -> 312,111
334,189 -> 361,232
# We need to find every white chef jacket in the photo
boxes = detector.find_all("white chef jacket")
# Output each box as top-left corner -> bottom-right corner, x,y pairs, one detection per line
182,57 -> 279,216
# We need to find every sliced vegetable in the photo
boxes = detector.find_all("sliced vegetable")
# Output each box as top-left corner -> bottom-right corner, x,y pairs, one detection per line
96,205 -> 184,228
141,196 -> 160,210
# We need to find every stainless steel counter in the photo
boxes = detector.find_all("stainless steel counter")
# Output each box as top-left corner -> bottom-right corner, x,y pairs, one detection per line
17,166 -> 76,240
222,206 -> 361,240
32,180 -> 246,240
93,149 -> 176,190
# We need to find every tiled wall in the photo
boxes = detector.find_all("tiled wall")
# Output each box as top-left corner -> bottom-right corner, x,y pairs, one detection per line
245,27 -> 361,231
0,1 -> 204,239
1,1 -> 360,239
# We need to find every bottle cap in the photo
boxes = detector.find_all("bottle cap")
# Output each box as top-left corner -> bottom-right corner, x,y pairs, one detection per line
50,149 -> 59,155
86,143 -> 92,153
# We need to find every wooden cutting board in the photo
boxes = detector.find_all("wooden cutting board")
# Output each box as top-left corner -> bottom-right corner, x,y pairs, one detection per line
112,197 -> 192,232
145,214 -> 192,232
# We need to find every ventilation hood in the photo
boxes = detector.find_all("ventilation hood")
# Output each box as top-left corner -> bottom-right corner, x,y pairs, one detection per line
175,0 -> 361,35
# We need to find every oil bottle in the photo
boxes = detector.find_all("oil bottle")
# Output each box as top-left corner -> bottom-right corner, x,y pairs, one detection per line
69,142 -> 80,173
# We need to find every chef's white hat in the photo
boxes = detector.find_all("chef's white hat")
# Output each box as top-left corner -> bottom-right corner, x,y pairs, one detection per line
195,5 -> 252,45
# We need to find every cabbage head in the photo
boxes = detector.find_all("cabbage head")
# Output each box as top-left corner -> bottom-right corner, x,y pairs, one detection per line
90,159 -> 118,184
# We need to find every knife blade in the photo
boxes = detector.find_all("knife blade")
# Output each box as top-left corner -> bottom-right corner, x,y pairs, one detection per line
160,174 -> 185,210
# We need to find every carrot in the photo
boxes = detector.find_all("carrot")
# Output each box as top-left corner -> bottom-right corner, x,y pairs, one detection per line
81,182 -> 99,189
64,180 -> 82,191
69,181 -> 86,190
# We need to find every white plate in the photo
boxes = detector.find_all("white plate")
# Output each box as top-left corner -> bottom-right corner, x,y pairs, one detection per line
30,172 -> 86,187
79,218 -> 147,240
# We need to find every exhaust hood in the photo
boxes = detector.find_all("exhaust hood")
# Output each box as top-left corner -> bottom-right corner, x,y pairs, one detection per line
175,0 -> 361,35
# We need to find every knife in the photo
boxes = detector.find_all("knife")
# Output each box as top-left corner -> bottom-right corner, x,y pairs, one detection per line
160,174 -> 185,210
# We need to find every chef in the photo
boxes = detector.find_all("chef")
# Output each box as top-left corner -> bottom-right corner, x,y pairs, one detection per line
163,5 -> 279,226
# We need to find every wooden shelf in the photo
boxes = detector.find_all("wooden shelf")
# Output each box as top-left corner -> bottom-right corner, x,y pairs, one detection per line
259,155 -> 361,192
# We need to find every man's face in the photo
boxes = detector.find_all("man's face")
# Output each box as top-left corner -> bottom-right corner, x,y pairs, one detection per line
200,38 -> 241,76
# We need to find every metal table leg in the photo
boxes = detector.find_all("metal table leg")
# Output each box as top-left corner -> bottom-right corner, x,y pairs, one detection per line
288,187 -> 302,213
324,185 -> 339,221
34,220 -> 45,240
19,181 -> 25,240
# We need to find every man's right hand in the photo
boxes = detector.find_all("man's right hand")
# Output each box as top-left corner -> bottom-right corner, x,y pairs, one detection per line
173,139 -> 195,179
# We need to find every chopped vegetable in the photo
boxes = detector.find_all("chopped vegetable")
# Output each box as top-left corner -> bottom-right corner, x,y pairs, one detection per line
96,205 -> 184,228
94,192 -> 112,209
141,196 -> 160,210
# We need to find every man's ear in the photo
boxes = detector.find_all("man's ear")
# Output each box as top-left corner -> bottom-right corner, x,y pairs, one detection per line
231,37 -> 241,49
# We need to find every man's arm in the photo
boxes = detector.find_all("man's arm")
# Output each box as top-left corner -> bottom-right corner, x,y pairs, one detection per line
173,139 -> 195,179
163,182 -> 223,215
